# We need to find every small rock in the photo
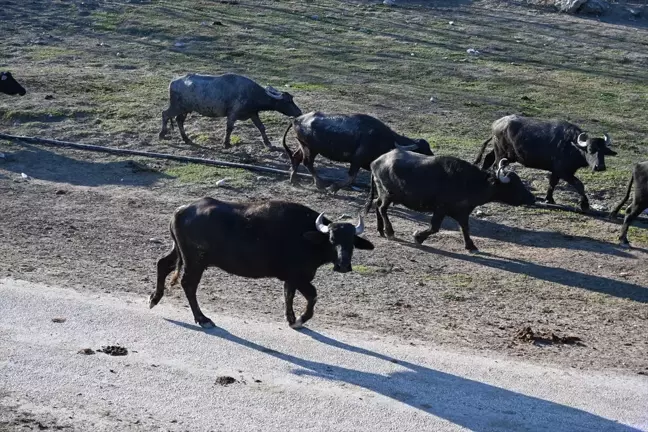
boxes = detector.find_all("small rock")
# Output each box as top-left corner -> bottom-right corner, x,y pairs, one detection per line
148,238 -> 163,244
448,21 -> 454,25
213,20 -> 224,26
216,178 -> 230,187
55,190 -> 67,195
311,15 -> 319,20
21,173 -> 29,179
174,42 -> 186,48
466,48 -> 480,55
45,95 -> 54,100
98,345 -> 128,356
52,317 -> 66,323
429,96 -> 436,102
78,348 -> 95,355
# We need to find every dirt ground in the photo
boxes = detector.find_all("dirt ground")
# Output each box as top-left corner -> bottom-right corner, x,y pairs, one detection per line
1,0 -> 647,385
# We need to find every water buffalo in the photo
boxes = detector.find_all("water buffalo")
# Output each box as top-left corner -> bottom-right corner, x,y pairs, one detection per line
149,198 -> 374,329
609,161 -> 648,245
282,111 -> 433,192
473,115 -> 617,211
366,150 -> 535,251
0,72 -> 26,96
159,73 -> 302,150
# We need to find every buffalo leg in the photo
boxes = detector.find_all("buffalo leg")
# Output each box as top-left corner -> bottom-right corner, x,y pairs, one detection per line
149,245 -> 177,309
378,197 -> 395,238
303,150 -> 327,190
414,211 -> 445,245
223,116 -> 236,148
454,213 -> 478,252
159,109 -> 173,139
284,282 -> 297,326
291,282 -> 318,329
545,172 -> 560,205
176,114 -> 195,146
250,114 -> 277,151
375,198 -> 385,236
618,203 -> 646,245
329,164 -> 360,194
563,174 -> 589,211
288,148 -> 304,185
180,266 -> 214,328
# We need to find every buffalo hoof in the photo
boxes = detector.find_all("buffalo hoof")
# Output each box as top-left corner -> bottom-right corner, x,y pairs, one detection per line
290,317 -> 304,329
158,132 -> 169,140
413,232 -> 427,245
467,247 -> 479,253
580,204 -> 590,213
619,238 -> 630,248
198,319 -> 216,329
148,294 -> 160,309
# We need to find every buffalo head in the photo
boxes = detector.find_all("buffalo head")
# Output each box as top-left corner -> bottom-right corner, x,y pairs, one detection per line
265,86 -> 302,117
493,159 -> 536,206
304,213 -> 374,273
575,132 -> 617,172
0,72 -> 26,96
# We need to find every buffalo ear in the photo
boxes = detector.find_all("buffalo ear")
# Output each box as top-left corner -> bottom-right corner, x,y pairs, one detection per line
303,231 -> 327,244
354,236 -> 375,250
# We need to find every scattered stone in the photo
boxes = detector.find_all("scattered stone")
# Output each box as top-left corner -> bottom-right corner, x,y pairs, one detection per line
52,317 -> 66,323
429,96 -> 436,103
148,238 -> 163,244
174,42 -> 186,48
78,348 -> 95,355
98,345 -> 128,356
448,21 -> 454,25
466,48 -> 480,55
21,173 -> 29,179
215,376 -> 238,386
216,178 -> 230,187
55,189 -> 67,195
44,95 -> 54,100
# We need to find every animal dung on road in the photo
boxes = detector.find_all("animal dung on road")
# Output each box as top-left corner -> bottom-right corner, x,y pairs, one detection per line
77,348 -> 95,355
51,317 -> 66,323
97,345 -> 129,356
215,376 -> 238,386
516,326 -> 583,346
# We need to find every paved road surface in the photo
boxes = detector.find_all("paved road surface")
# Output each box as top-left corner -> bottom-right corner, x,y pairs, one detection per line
1,278 -> 646,431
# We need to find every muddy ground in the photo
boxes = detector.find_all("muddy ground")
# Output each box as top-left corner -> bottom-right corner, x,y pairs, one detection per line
1,0 -> 647,382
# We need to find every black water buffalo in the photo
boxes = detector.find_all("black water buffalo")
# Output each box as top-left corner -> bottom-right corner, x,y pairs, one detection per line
366,150 -> 535,251
149,198 -> 374,329
473,115 -> 617,211
282,111 -> 433,193
0,72 -> 26,96
609,161 -> 648,245
159,73 -> 302,150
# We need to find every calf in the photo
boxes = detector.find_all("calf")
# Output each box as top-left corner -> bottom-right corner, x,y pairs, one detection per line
366,150 -> 535,251
282,111 -> 433,192
0,72 -> 26,96
149,198 -> 374,329
474,115 -> 616,211
608,161 -> 648,245
159,73 -> 302,150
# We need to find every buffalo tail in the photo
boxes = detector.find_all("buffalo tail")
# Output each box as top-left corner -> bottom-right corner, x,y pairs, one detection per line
282,120 -> 295,160
473,136 -> 493,165
364,173 -> 376,216
609,174 -> 634,217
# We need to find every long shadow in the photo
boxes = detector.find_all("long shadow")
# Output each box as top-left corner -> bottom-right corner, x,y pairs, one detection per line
400,243 -> 648,302
0,143 -> 170,187
166,319 -> 642,432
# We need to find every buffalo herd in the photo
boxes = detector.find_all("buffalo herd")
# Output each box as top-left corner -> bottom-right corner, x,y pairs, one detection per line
1,71 -> 646,328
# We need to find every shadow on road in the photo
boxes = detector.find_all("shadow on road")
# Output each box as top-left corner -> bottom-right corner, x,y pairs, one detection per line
167,319 -> 641,432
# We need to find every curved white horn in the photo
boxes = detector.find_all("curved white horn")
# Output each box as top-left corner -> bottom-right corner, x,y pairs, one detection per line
355,213 -> 365,235
603,133 -> 611,146
315,213 -> 329,233
394,141 -> 418,151
265,86 -> 283,100
576,132 -> 588,148
496,159 -> 511,184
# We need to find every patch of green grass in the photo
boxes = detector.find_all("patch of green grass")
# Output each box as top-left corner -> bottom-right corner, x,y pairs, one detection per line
91,11 -> 124,31
288,82 -> 328,91
27,46 -> 79,61
627,226 -> 648,245
164,163 -> 253,187
353,265 -> 393,276
425,272 -> 474,288
230,135 -> 242,146
442,291 -> 472,302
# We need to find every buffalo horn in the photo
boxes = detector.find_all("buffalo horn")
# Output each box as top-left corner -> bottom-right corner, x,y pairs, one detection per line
355,213 -> 365,235
604,133 -> 612,146
265,86 -> 283,100
394,142 -> 418,151
496,158 -> 511,184
315,213 -> 330,234
576,132 -> 588,148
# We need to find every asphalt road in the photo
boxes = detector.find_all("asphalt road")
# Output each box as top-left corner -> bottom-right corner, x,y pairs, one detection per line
1,278 -> 646,432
